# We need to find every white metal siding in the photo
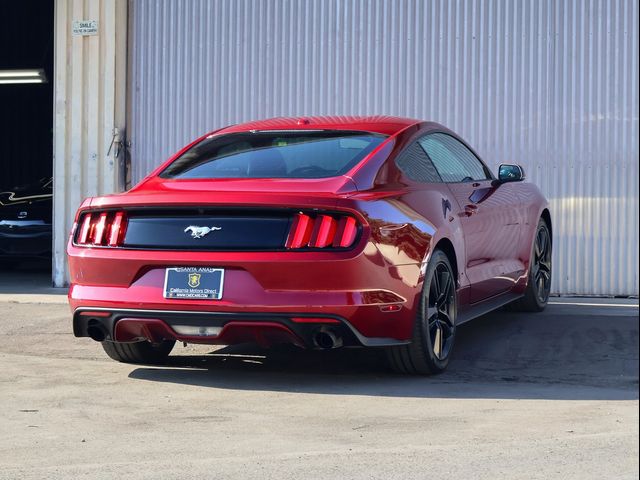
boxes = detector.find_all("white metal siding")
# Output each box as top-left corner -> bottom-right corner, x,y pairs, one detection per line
129,0 -> 639,296
53,0 -> 127,286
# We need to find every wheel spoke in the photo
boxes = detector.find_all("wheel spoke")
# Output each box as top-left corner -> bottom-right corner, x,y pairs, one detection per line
433,323 -> 443,359
535,268 -> 549,289
424,261 -> 458,362
538,232 -> 545,257
538,276 -> 545,292
545,232 -> 551,256
426,306 -> 439,325
539,259 -> 551,273
540,269 -> 551,282
438,310 -> 453,327
432,270 -> 441,299
438,270 -> 451,302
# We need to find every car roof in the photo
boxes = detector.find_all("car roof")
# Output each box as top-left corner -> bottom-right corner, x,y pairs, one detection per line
216,115 -> 422,136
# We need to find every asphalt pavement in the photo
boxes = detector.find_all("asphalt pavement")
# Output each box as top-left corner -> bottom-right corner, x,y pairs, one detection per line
0,269 -> 637,479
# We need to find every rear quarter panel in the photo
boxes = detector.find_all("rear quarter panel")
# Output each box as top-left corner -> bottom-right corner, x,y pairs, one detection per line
514,182 -> 551,292
339,183 -> 468,317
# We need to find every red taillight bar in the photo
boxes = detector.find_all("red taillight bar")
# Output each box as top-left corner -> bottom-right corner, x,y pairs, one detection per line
76,211 -> 127,247
92,212 -> 108,245
108,211 -> 126,247
286,213 -> 359,250
333,216 -> 358,248
285,213 -> 314,249
78,214 -> 92,244
309,215 -> 337,248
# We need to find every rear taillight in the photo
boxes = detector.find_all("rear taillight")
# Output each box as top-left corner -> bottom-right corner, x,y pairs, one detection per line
75,211 -> 128,247
78,214 -> 92,244
108,212 -> 126,246
286,213 -> 359,249
285,213 -> 314,248
333,216 -> 358,248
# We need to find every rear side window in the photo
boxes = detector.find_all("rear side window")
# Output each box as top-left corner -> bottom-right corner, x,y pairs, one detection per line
395,141 -> 442,183
160,131 -> 387,179
418,133 -> 491,182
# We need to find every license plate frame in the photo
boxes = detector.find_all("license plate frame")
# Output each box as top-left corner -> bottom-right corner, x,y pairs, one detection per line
163,267 -> 225,300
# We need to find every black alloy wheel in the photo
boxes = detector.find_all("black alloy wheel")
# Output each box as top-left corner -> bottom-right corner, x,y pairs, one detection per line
427,261 -> 456,361
387,249 -> 457,375
532,223 -> 552,304
509,217 -> 552,312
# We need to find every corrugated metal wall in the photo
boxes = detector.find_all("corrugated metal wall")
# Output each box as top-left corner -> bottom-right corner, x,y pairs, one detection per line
128,0 -> 639,296
53,0 -> 128,286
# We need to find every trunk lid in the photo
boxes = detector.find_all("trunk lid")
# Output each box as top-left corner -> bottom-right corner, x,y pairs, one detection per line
91,176 -> 357,210
76,176 -> 362,252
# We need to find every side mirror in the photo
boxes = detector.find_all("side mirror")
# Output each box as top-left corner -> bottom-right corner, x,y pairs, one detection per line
498,164 -> 525,183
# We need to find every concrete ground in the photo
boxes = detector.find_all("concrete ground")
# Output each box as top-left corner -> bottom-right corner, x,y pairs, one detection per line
0,268 -> 638,479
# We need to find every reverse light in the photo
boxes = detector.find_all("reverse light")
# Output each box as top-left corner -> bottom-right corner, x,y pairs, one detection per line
286,212 -> 359,249
172,325 -> 222,337
75,211 -> 128,247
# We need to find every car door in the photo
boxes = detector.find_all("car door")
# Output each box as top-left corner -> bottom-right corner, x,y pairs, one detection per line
418,133 -> 522,304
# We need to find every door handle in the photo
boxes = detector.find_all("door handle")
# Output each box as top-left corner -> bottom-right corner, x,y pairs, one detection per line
464,204 -> 479,216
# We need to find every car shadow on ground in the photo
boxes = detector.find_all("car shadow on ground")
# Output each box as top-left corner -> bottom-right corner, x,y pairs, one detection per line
128,304 -> 639,401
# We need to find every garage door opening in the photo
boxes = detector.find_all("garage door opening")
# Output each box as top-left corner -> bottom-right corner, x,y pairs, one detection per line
0,0 -> 54,275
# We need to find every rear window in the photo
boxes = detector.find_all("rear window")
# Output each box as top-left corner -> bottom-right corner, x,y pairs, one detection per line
159,130 -> 387,179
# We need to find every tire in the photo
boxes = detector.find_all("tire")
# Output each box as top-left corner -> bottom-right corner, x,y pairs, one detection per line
101,340 -> 175,364
386,249 -> 457,375
509,217 -> 552,312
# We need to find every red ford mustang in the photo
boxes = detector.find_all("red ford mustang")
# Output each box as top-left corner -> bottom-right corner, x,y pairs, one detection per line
68,116 -> 552,374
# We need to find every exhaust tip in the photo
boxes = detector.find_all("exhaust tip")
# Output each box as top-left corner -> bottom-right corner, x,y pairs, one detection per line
87,323 -> 106,342
312,327 -> 343,350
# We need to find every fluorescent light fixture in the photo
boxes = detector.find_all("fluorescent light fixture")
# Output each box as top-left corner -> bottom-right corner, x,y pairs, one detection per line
0,69 -> 48,84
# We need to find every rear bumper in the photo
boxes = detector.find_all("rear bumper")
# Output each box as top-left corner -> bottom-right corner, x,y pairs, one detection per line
72,307 -> 410,348
69,278 -> 414,339
68,251 -> 422,345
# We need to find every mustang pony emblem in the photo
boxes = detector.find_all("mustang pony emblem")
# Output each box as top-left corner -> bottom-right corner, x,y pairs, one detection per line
184,225 -> 222,239
188,273 -> 201,288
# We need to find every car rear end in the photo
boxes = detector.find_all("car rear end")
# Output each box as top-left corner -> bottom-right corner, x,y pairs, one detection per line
0,179 -> 52,263
68,127 -> 419,352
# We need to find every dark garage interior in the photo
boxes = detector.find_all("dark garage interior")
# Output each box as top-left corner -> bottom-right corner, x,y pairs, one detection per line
0,0 -> 54,271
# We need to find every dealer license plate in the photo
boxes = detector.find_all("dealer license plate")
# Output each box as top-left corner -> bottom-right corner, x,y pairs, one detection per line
163,267 -> 224,300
